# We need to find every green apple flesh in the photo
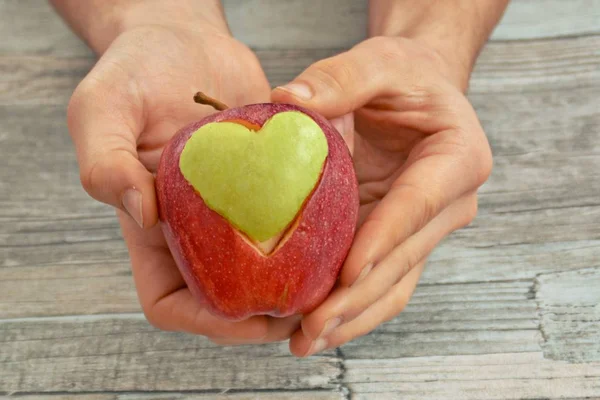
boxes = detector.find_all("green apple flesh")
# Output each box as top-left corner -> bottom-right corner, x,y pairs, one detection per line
179,112 -> 328,242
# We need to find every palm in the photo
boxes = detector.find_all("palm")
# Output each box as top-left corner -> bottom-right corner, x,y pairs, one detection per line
352,106 -> 427,224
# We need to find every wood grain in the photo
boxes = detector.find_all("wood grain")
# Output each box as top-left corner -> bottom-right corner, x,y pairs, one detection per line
492,0 -> 600,40
470,36 -> 600,93
0,0 -> 91,56
0,56 -> 92,106
2,0 -> 600,57
339,281 -> 540,359
0,317 -> 341,393
536,267 -> 600,362
343,352 -> 600,400
0,105 -> 107,219
3,32 -> 599,317
0,394 -> 344,400
224,0 -> 600,49
422,240 -> 600,284
2,35 -> 599,105
1,0 -> 600,398
0,262 -> 137,318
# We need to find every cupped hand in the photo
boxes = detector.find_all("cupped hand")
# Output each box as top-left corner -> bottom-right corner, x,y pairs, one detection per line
272,36 -> 493,356
68,23 -> 301,343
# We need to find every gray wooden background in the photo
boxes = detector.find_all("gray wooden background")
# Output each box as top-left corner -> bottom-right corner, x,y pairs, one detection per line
1,0 -> 600,399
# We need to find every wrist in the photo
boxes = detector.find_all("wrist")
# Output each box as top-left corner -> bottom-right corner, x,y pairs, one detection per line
369,0 -> 509,92
50,0 -> 230,55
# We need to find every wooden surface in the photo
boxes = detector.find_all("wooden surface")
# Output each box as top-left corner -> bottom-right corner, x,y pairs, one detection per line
1,0 -> 599,399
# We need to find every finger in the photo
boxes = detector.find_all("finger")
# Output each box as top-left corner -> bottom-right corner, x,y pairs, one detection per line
271,37 -> 455,121
151,287 -> 268,340
68,54 -> 156,228
291,259 -> 426,357
119,211 -> 269,340
340,122 -> 491,287
210,314 -> 302,346
299,193 -> 478,341
329,113 -> 355,155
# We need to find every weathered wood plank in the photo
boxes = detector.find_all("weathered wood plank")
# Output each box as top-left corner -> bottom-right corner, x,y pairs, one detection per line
455,202 -> 600,247
0,210 -> 128,278
0,0 -> 92,56
2,39 -> 598,217
224,0 -> 600,47
422,240 -> 600,284
0,105 -> 107,220
0,393 -> 344,400
0,56 -> 92,106
491,0 -> 600,40
0,316 -> 341,393
2,0 -> 599,57
343,352 -> 600,400
536,267 -> 600,362
470,35 -> 600,93
2,35 -> 599,105
1,33 -> 599,317
1,0 -> 599,398
224,0 -> 368,50
339,281 -> 540,359
0,262 -> 137,318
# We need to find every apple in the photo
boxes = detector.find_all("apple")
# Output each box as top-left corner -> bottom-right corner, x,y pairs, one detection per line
155,92 -> 359,321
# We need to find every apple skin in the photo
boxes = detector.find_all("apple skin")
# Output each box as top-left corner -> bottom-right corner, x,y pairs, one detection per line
156,103 -> 359,321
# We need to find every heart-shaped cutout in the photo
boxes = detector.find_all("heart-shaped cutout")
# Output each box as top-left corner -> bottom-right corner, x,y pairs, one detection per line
179,111 -> 328,242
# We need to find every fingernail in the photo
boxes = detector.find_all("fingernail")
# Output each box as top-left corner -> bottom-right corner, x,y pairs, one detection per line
306,337 -> 328,357
277,82 -> 313,100
319,316 -> 343,338
331,117 -> 346,137
353,262 -> 374,286
122,188 -> 143,228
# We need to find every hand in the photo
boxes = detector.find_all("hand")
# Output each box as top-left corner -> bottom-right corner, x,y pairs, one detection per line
67,19 -> 301,342
272,36 -> 493,356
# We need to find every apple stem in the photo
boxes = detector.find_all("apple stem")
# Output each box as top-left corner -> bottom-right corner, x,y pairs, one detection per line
193,91 -> 229,111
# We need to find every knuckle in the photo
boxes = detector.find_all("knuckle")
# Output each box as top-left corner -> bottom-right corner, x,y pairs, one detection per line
405,85 -> 437,111
403,183 -> 440,233
344,302 -> 367,322
79,156 -> 105,199
451,129 -> 493,188
462,195 -> 480,227
364,36 -> 407,60
67,76 -> 104,130
419,189 -> 440,228
400,249 -> 423,282
477,145 -> 494,186
79,160 -> 98,198
79,166 -> 95,197
311,58 -> 352,91
309,58 -> 356,109
465,139 -> 493,188
80,146 -> 135,200
143,306 -> 171,331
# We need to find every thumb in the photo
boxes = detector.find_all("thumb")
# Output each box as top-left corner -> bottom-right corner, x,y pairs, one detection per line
271,38 -> 396,119
67,73 -> 157,229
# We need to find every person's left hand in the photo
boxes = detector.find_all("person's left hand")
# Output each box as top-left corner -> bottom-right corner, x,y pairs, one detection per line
272,36 -> 493,356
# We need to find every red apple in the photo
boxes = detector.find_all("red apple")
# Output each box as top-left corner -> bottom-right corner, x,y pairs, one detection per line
156,97 -> 359,321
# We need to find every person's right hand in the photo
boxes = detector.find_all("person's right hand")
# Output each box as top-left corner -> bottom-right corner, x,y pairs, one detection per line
67,9 -> 301,343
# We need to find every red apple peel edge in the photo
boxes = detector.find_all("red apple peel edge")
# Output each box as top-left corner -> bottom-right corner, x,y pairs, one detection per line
155,97 -> 359,321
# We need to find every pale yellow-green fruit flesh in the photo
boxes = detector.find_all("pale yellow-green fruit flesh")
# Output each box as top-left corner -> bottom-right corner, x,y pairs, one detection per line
179,111 -> 329,242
